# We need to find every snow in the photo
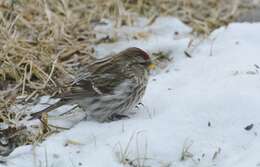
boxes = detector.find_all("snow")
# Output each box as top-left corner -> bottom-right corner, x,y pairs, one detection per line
2,17 -> 260,167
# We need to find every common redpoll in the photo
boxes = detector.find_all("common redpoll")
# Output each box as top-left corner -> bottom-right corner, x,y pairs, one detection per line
31,47 -> 153,122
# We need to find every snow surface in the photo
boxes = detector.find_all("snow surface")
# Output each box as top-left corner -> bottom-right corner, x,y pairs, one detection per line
2,17 -> 260,167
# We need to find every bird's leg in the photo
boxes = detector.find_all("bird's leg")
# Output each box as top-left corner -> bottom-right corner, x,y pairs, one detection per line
109,113 -> 130,121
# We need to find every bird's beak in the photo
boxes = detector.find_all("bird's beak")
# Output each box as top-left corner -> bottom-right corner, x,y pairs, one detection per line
148,63 -> 156,70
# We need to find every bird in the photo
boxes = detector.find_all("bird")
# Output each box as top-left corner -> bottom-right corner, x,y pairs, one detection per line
30,47 -> 154,122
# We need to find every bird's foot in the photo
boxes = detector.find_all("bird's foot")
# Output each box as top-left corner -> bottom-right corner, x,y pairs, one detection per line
109,113 -> 129,121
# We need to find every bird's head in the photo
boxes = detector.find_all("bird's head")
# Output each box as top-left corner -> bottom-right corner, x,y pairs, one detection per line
119,47 -> 155,70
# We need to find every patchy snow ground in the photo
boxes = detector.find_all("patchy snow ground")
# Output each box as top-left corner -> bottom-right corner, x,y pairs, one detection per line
2,17 -> 260,167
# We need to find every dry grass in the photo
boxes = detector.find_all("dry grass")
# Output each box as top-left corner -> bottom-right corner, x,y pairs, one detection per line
0,0 -> 97,109
0,0 -> 256,156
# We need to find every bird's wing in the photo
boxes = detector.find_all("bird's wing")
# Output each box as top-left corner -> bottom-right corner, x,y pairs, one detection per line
60,68 -> 135,100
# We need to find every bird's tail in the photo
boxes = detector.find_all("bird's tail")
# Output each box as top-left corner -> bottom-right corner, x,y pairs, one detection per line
30,100 -> 67,120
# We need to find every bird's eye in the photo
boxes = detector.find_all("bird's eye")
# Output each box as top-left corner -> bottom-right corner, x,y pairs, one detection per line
136,48 -> 150,60
141,52 -> 150,60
